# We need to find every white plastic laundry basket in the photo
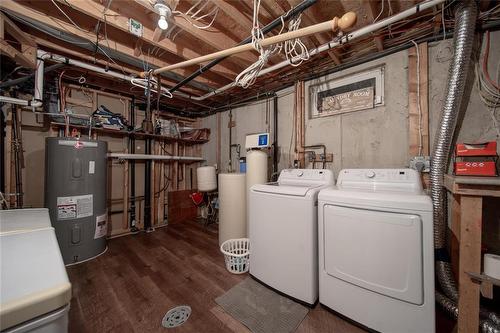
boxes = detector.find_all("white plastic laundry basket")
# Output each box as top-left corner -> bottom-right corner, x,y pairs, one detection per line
220,238 -> 250,274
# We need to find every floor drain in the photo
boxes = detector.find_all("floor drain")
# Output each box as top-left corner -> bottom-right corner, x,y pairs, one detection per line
161,305 -> 191,328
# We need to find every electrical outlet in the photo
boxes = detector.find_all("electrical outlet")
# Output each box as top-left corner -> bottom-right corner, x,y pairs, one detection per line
409,156 -> 431,173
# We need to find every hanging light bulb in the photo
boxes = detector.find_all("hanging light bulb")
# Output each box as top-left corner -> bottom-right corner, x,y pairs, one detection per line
154,1 -> 171,30
158,13 -> 169,30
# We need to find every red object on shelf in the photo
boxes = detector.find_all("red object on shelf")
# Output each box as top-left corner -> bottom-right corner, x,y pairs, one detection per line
455,142 -> 497,157
454,161 -> 497,176
190,192 -> 204,206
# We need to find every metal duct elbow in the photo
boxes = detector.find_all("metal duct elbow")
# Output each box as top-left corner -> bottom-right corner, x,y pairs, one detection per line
431,2 -> 500,332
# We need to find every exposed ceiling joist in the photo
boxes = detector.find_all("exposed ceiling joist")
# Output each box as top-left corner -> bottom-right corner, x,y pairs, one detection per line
0,11 -> 36,68
57,0 -> 238,81
132,0 -> 259,67
0,0 -> 225,92
364,0 -> 385,51
209,0 -> 253,32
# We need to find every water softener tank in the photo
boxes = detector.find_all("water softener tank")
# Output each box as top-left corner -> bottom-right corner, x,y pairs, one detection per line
45,137 -> 108,265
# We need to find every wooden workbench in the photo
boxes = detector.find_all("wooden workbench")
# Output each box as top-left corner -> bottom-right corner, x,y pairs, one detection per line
444,174 -> 500,333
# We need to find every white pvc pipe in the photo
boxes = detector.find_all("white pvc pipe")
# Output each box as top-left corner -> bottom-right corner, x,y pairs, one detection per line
184,0 -> 445,101
108,153 -> 204,161
0,50 -> 45,107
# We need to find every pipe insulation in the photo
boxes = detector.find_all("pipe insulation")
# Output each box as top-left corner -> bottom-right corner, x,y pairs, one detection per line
430,2 -> 499,332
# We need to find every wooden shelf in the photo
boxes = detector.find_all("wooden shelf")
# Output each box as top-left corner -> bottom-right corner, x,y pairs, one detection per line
50,122 -> 209,144
467,272 -> 500,299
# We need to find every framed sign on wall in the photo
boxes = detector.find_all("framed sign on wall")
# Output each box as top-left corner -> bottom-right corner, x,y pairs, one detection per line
309,66 -> 385,119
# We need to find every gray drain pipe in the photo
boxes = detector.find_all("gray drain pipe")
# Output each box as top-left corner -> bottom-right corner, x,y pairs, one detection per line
430,1 -> 499,332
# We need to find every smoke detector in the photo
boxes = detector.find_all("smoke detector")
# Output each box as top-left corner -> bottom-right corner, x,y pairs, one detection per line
154,0 -> 171,30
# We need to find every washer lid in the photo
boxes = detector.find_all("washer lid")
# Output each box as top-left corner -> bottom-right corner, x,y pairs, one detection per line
252,183 -> 321,196
278,169 -> 334,187
319,187 -> 432,212
0,227 -> 71,330
0,208 -> 52,234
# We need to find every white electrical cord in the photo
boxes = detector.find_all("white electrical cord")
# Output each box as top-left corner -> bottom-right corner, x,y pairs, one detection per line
411,40 -> 423,156
282,15 -> 310,66
172,1 -> 219,30
236,0 -> 282,88
236,0 -> 309,88
130,78 -> 173,98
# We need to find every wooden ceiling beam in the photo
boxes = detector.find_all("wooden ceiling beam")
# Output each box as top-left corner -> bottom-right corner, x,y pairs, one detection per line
364,0 -> 385,51
0,38 -> 36,68
209,0 -> 253,33
0,11 -> 37,67
0,0 -> 225,90
54,0 -> 237,81
28,34 -> 202,96
132,0 -> 258,67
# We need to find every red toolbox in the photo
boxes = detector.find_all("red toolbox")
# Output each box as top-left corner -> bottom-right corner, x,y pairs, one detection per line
455,142 -> 497,156
454,141 -> 498,177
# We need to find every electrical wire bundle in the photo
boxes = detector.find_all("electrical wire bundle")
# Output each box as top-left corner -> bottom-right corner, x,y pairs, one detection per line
172,0 -> 219,30
236,0 -> 311,88
476,31 -> 500,137
130,77 -> 173,99
282,14 -> 310,66
235,0 -> 283,88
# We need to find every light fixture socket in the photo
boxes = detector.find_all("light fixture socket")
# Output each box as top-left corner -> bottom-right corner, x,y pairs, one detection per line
154,1 -> 172,19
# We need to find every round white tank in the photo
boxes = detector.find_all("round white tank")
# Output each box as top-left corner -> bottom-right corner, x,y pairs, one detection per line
246,150 -> 268,195
218,173 -> 246,245
197,166 -> 217,192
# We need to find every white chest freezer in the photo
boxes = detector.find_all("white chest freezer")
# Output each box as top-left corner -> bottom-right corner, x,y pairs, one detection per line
0,209 -> 72,333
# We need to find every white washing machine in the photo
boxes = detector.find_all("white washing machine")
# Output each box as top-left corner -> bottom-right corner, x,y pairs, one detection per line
249,169 -> 334,305
318,169 -> 435,333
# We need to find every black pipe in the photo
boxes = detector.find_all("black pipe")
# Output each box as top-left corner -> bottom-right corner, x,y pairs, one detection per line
129,97 -> 138,232
273,95 -> 278,177
0,64 -> 64,89
169,0 -> 318,93
197,31 -> 459,117
11,102 -> 23,208
0,106 -> 5,197
144,77 -> 152,232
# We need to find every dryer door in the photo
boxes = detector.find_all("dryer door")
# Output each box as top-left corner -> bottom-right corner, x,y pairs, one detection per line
323,204 -> 423,305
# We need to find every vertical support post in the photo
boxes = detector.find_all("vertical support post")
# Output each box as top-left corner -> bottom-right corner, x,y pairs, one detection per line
408,42 -> 429,156
457,195 -> 482,333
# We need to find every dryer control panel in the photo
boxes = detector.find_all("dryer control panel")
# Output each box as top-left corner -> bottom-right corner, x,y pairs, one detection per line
337,169 -> 423,193
278,169 -> 334,187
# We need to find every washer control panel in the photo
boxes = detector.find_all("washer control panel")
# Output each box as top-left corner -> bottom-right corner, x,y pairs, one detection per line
278,169 -> 334,187
337,169 -> 423,193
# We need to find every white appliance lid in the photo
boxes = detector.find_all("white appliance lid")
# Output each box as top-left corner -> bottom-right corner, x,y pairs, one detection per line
252,183 -> 321,196
278,168 -> 334,187
319,187 -> 432,212
0,208 -> 52,234
336,169 -> 424,194
0,222 -> 71,330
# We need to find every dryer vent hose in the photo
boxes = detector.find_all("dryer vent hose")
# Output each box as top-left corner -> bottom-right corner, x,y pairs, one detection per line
430,1 -> 500,332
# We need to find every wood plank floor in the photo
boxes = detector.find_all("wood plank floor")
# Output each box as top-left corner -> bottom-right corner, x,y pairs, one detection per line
66,220 -> 453,333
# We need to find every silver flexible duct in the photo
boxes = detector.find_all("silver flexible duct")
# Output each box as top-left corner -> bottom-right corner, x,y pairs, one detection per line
431,2 -> 500,332
436,291 -> 500,333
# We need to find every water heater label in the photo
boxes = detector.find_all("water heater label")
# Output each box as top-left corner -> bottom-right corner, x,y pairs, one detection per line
94,213 -> 107,239
89,161 -> 95,174
57,194 -> 93,220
